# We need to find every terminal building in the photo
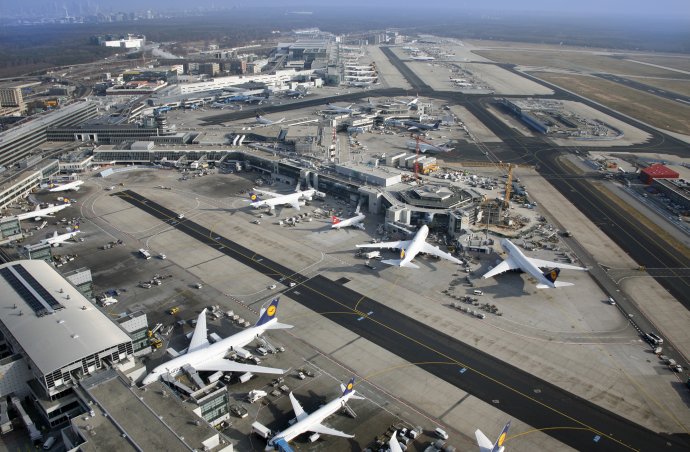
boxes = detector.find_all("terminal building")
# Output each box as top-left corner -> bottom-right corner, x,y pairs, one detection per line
0,101 -> 98,167
0,260 -> 135,427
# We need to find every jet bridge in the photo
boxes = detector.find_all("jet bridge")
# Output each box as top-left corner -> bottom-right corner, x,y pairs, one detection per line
182,364 -> 205,389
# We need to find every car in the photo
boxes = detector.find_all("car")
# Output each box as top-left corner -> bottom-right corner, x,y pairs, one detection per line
177,213 -> 185,219
289,282 -> 296,287
645,332 -> 663,346
608,297 -> 616,305
268,284 -> 277,290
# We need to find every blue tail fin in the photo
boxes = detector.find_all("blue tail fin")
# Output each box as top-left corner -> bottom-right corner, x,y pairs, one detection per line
543,268 -> 560,283
433,121 -> 441,129
342,377 -> 355,396
256,298 -> 279,326
249,192 -> 261,202
491,421 -> 511,452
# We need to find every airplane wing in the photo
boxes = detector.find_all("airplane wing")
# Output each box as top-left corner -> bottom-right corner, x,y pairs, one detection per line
252,188 -> 281,198
420,243 -> 463,264
356,240 -> 411,250
289,392 -> 309,422
389,432 -> 403,452
482,258 -> 520,279
193,359 -> 284,375
308,423 -> 354,438
187,309 -> 209,354
527,258 -> 586,271
289,200 -> 301,210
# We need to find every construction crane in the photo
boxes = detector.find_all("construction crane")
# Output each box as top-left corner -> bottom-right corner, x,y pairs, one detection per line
502,163 -> 516,208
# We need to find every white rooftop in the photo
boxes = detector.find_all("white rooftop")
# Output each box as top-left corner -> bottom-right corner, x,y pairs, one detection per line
0,260 -> 131,375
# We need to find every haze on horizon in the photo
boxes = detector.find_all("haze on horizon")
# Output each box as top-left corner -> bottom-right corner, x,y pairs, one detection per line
1,0 -> 689,22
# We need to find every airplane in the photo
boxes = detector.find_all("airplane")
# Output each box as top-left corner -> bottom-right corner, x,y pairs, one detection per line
266,377 -> 364,450
356,224 -> 462,268
142,298 -> 291,385
482,238 -> 587,288
411,55 -> 435,61
5,203 -> 71,222
324,103 -> 354,114
332,205 -> 365,230
389,432 -> 403,452
403,120 -> 441,131
40,230 -> 80,247
228,95 -> 266,104
406,140 -> 454,153
255,114 -> 286,125
48,180 -> 84,192
249,185 -> 325,211
284,90 -> 307,98
347,80 -> 374,88
347,126 -> 366,134
476,421 -> 511,452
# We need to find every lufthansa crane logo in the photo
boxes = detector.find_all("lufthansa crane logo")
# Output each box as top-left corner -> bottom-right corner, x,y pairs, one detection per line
250,194 -> 257,201
266,305 -> 276,317
400,249 -> 405,259
346,382 -> 353,391
498,432 -> 507,446
550,270 -> 558,280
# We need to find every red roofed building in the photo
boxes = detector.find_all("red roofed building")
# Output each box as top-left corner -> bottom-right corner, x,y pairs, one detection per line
639,164 -> 679,185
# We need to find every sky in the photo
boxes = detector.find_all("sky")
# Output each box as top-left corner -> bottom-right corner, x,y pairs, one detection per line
1,0 -> 689,21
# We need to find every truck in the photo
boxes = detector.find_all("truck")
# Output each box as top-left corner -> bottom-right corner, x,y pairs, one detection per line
207,371 -> 224,384
251,421 -> 272,439
238,372 -> 254,384
139,248 -> 151,260
247,390 -> 267,403
362,250 -> 381,259
234,347 -> 253,360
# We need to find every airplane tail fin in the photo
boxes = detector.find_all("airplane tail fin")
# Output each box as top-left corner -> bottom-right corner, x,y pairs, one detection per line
381,259 -> 420,269
543,267 -> 561,283
341,377 -> 356,396
332,216 -> 341,225
248,192 -> 261,202
491,421 -> 511,452
256,298 -> 289,327
433,121 -> 441,129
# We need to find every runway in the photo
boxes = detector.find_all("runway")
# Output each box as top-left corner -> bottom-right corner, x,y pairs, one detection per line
113,190 -> 689,452
594,73 -> 690,106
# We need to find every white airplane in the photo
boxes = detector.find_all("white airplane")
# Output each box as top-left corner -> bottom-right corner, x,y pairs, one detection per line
389,431 -> 403,452
40,230 -> 80,247
249,185 -> 324,211
6,203 -> 71,222
482,239 -> 587,288
411,55 -> 435,61
266,377 -> 364,450
476,421 -> 511,452
406,140 -> 454,153
48,180 -> 84,192
142,298 -> 291,385
255,114 -> 286,125
324,103 -> 354,114
356,225 -> 462,268
331,205 -> 365,230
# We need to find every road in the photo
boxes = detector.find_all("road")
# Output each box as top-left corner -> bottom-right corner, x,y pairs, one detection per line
113,189 -> 689,452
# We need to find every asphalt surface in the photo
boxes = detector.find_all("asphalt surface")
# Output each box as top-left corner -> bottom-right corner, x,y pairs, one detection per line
594,73 -> 690,106
113,189 -> 689,452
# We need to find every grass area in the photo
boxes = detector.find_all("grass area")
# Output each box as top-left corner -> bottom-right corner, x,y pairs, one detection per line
627,77 -> 690,97
474,50 -> 690,79
531,72 -> 690,135
592,181 -> 690,260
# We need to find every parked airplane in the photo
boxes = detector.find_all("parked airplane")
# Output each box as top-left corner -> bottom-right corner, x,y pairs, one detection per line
411,55 -> 435,61
40,230 -> 80,247
476,421 -> 511,452
347,126 -> 367,134
255,114 -> 286,125
284,90 -> 307,98
267,377 -> 364,450
48,180 -> 84,192
142,298 -> 290,385
403,120 -> 441,131
6,203 -> 71,222
229,95 -> 266,104
249,185 -> 325,211
356,225 -> 462,268
332,205 -> 365,230
324,103 -> 354,114
389,432 -> 403,452
482,239 -> 587,288
406,140 -> 454,153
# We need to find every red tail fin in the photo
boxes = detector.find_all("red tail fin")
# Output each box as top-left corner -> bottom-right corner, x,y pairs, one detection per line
332,216 -> 340,224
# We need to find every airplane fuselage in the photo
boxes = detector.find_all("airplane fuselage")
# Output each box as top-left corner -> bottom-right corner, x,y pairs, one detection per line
332,214 -> 365,229
9,204 -> 70,222
500,239 -> 555,288
143,322 -> 271,384
251,189 -> 320,210
268,394 -> 355,447
400,225 -> 429,265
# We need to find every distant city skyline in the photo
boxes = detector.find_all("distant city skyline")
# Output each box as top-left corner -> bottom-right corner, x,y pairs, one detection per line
1,0 -> 689,21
